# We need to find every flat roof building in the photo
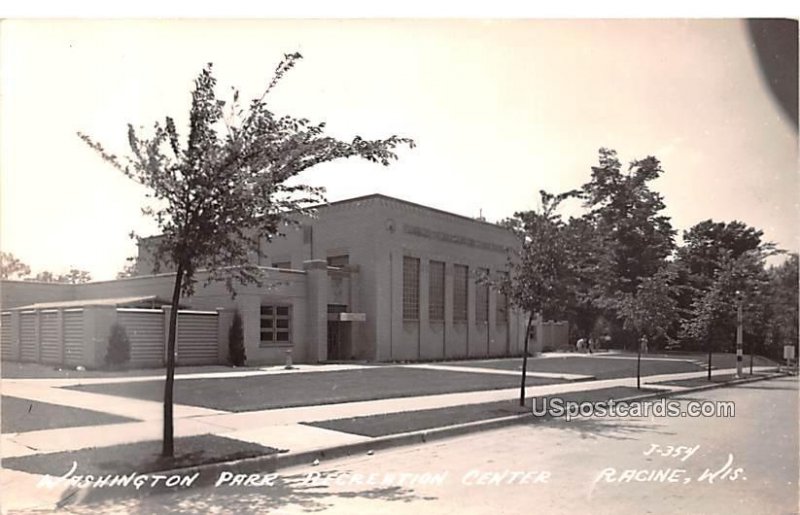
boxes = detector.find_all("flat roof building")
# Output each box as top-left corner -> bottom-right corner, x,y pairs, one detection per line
1,195 -> 568,368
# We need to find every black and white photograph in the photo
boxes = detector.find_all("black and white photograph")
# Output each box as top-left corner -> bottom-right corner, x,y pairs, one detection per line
0,11 -> 798,515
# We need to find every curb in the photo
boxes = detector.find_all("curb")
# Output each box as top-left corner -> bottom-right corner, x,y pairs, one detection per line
65,370 -> 789,507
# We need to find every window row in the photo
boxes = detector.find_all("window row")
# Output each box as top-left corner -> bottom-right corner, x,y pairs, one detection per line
403,258 -> 508,324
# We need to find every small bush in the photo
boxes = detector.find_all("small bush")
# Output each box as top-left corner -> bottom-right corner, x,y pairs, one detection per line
229,310 -> 246,366
106,323 -> 131,367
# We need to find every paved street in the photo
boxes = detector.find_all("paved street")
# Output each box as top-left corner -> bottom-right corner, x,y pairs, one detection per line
30,375 -> 797,515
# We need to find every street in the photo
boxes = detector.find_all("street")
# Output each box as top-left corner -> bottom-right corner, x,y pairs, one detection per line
46,375 -> 798,515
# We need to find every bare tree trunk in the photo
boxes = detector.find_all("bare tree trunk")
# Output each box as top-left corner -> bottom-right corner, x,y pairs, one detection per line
707,334 -> 712,381
162,261 -> 184,458
519,313 -> 534,407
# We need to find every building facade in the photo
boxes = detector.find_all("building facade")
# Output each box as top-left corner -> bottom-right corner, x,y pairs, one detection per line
1,194 -> 568,367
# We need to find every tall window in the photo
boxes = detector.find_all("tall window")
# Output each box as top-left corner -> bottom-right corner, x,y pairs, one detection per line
402,256 -> 420,320
429,260 -> 445,322
496,271 -> 509,324
476,268 -> 489,323
453,264 -> 468,322
260,305 -> 291,346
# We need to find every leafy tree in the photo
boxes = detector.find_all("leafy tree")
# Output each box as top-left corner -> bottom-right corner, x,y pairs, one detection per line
27,269 -> 92,283
116,258 -> 138,279
677,220 -> 769,285
228,310 -> 246,366
615,266 -> 678,387
680,249 -> 771,365
105,323 -> 131,367
575,148 -> 675,295
59,269 -> 92,284
764,253 -> 799,360
674,220 -> 775,352
0,252 -> 31,280
31,271 -> 58,282
495,190 -> 578,406
567,148 -> 676,348
78,54 -> 413,456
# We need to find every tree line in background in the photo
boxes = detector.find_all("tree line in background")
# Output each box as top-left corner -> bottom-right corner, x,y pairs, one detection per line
497,148 -> 799,365
0,252 -> 93,284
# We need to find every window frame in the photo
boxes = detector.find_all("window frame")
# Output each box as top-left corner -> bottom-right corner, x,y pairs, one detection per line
402,256 -> 421,321
453,264 -> 468,322
260,304 -> 292,347
428,260 -> 445,322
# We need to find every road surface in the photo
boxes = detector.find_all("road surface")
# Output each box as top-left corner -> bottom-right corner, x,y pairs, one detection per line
45,376 -> 800,515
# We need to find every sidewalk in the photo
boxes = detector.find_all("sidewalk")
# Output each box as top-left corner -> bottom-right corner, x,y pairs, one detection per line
0,357 -> 781,512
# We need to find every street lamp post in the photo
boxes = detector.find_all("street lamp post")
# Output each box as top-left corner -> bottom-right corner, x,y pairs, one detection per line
736,291 -> 743,378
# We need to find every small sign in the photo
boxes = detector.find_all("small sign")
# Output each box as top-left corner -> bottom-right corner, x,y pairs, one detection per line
784,345 -> 796,360
339,312 -> 367,322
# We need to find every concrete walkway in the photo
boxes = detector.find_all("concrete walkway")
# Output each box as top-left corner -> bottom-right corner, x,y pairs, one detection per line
1,364 -> 775,460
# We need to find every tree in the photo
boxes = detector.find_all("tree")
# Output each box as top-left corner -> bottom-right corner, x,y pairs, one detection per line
31,271 -> 58,282
680,249 -> 771,372
569,148 -> 676,348
78,54 -> 414,457
615,266 -> 678,387
764,253 -> 799,360
106,323 -> 131,367
495,190 -> 578,406
675,220 -> 775,352
0,252 -> 31,280
228,310 -> 246,367
576,148 -> 675,295
59,269 -> 92,284
116,258 -> 138,279
27,269 -> 92,283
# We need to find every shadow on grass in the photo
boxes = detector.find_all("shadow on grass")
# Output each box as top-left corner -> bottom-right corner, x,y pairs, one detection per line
61,469 -> 438,514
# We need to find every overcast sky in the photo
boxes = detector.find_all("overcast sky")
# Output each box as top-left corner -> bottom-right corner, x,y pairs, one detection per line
1,18 -> 797,280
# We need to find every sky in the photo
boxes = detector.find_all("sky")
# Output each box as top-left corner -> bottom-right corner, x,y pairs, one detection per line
1,18 -> 797,280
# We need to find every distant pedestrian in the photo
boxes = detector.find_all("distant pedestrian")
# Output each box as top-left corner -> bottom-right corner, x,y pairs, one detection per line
576,337 -> 586,353
588,337 -> 595,354
640,335 -> 649,354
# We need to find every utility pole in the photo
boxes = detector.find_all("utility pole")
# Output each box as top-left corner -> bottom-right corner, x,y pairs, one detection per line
736,291 -> 743,378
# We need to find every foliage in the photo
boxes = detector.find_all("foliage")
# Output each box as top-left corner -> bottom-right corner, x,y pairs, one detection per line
574,148 -> 675,296
764,253 -> 799,358
679,250 -> 771,352
28,269 -> 92,284
78,53 -> 413,456
116,258 -> 138,279
228,310 -> 246,366
105,323 -> 131,367
492,190 -> 580,405
0,252 -> 31,280
496,190 -> 578,320
79,54 -> 413,297
58,269 -> 93,284
615,266 -> 679,345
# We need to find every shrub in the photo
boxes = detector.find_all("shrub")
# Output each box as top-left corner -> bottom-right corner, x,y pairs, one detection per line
229,310 -> 246,366
106,323 -> 131,367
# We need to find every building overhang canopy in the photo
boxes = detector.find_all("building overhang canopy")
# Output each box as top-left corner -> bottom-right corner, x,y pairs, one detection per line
14,295 -> 179,311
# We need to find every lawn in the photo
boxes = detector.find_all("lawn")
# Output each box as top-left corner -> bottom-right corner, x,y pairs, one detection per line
445,355 -> 705,379
305,386 -> 658,437
1,396 -> 138,433
64,367 -> 566,412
